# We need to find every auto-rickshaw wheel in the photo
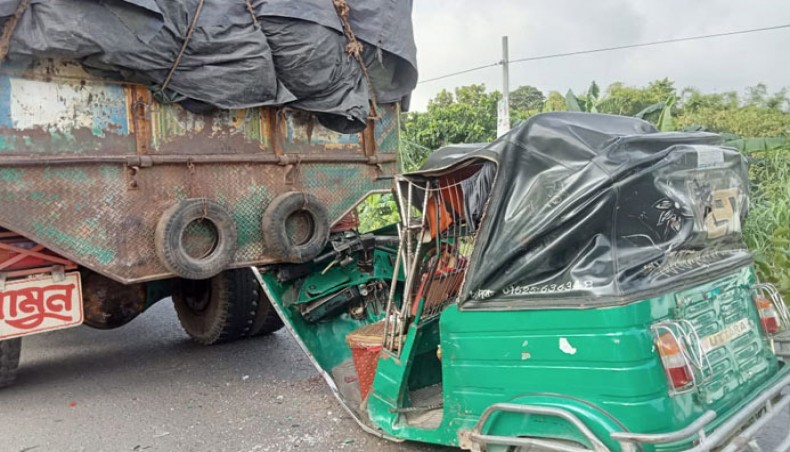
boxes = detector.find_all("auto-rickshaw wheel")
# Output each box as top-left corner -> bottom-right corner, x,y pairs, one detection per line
0,338 -> 21,389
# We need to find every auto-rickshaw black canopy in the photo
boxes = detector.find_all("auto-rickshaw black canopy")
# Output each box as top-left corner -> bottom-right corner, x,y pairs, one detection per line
402,112 -> 752,309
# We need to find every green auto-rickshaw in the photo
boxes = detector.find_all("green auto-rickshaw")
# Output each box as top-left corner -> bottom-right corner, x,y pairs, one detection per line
253,112 -> 790,451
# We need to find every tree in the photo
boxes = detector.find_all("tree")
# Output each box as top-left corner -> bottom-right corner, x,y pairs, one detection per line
429,89 -> 455,109
404,79 -> 790,166
675,83 -> 790,136
745,83 -> 789,111
680,88 -> 739,112
542,91 -> 567,112
601,78 -> 677,117
510,85 -> 545,119
401,84 -> 500,168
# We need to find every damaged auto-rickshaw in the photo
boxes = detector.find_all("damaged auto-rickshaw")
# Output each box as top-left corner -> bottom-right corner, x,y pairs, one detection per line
253,113 -> 790,451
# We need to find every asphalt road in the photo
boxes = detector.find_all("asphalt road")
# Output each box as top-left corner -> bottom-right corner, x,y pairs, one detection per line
0,301 -> 786,452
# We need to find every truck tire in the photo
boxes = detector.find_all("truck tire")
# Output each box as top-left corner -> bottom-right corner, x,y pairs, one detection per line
262,192 -> 330,263
156,199 -> 238,280
0,338 -> 21,389
173,268 -> 258,345
250,283 -> 284,337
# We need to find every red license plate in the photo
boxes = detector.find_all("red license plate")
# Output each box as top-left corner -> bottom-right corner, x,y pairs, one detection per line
0,272 -> 83,340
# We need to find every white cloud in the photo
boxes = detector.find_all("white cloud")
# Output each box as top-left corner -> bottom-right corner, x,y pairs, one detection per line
410,0 -> 790,110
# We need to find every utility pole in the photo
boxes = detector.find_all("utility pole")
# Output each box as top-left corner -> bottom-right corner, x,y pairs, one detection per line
497,36 -> 511,137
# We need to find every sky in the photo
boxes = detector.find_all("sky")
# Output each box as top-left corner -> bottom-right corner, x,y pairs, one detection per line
409,0 -> 790,111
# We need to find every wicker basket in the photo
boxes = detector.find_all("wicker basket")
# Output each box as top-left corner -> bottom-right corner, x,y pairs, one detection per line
346,321 -> 386,400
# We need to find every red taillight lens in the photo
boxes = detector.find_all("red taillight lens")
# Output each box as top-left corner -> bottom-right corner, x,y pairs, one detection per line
657,332 -> 694,391
754,294 -> 781,335
667,366 -> 692,388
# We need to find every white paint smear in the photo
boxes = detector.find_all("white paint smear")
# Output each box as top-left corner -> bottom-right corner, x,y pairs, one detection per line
559,338 -> 577,355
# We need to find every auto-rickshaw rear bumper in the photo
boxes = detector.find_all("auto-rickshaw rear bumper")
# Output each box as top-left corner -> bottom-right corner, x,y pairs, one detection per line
612,362 -> 790,451
463,353 -> 790,452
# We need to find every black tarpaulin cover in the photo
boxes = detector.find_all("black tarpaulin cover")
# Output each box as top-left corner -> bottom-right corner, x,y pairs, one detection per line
0,0 -> 417,133
404,113 -> 752,309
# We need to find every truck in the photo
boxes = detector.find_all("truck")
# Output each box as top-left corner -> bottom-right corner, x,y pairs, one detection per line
0,0 -> 416,388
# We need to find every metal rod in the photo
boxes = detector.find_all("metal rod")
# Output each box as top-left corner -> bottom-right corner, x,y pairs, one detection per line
403,182 -> 430,316
383,226 -> 402,350
471,403 -> 609,452
0,153 -> 397,167
719,395 -> 790,452
611,410 -> 716,443
611,370 -> 790,449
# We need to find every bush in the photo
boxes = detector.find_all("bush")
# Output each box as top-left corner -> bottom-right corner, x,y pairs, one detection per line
743,147 -> 790,300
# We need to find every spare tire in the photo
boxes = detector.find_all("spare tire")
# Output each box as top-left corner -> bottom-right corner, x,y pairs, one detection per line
262,192 -> 330,263
155,199 -> 238,280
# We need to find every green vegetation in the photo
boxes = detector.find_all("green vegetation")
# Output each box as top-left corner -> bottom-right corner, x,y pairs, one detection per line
397,79 -> 790,298
357,193 -> 400,233
744,148 -> 790,298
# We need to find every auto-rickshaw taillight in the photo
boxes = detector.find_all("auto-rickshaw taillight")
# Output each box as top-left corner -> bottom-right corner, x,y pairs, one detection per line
751,283 -> 790,339
754,294 -> 781,335
656,332 -> 693,391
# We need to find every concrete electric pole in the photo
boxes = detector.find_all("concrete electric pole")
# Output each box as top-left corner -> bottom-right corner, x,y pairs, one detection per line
497,35 -> 511,137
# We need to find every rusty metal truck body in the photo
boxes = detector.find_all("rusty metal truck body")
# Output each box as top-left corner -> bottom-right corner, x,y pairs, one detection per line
0,58 -> 401,387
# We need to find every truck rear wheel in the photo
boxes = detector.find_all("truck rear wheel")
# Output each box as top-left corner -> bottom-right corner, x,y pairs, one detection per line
249,283 -> 284,337
173,268 -> 282,345
0,338 -> 21,389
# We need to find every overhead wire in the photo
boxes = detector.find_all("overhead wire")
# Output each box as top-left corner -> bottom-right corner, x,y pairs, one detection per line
418,62 -> 502,84
418,23 -> 790,84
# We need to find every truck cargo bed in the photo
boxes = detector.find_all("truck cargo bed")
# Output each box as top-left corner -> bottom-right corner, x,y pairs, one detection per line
0,60 -> 399,283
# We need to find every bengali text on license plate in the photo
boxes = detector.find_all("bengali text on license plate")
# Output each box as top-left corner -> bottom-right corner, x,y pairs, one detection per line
701,318 -> 751,353
0,273 -> 83,340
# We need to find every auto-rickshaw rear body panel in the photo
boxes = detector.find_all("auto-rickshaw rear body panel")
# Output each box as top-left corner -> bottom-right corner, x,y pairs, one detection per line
253,113 -> 790,451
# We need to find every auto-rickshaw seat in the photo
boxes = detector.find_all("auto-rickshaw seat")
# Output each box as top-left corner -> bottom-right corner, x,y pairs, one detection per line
346,320 -> 387,348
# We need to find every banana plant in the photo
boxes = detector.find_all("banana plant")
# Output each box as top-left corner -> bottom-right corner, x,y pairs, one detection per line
565,81 -> 624,114
635,95 -> 677,132
656,95 -> 676,132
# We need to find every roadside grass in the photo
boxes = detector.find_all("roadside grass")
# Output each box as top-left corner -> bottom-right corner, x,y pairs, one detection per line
743,147 -> 790,301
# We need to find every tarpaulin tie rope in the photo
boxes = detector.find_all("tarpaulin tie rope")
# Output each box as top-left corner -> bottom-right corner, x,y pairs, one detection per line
0,0 -> 32,67
331,0 -> 380,120
160,0 -> 206,95
243,0 -> 260,28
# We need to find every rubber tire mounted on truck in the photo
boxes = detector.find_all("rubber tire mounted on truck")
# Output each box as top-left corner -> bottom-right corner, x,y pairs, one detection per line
155,199 -> 239,281
262,192 -> 331,264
